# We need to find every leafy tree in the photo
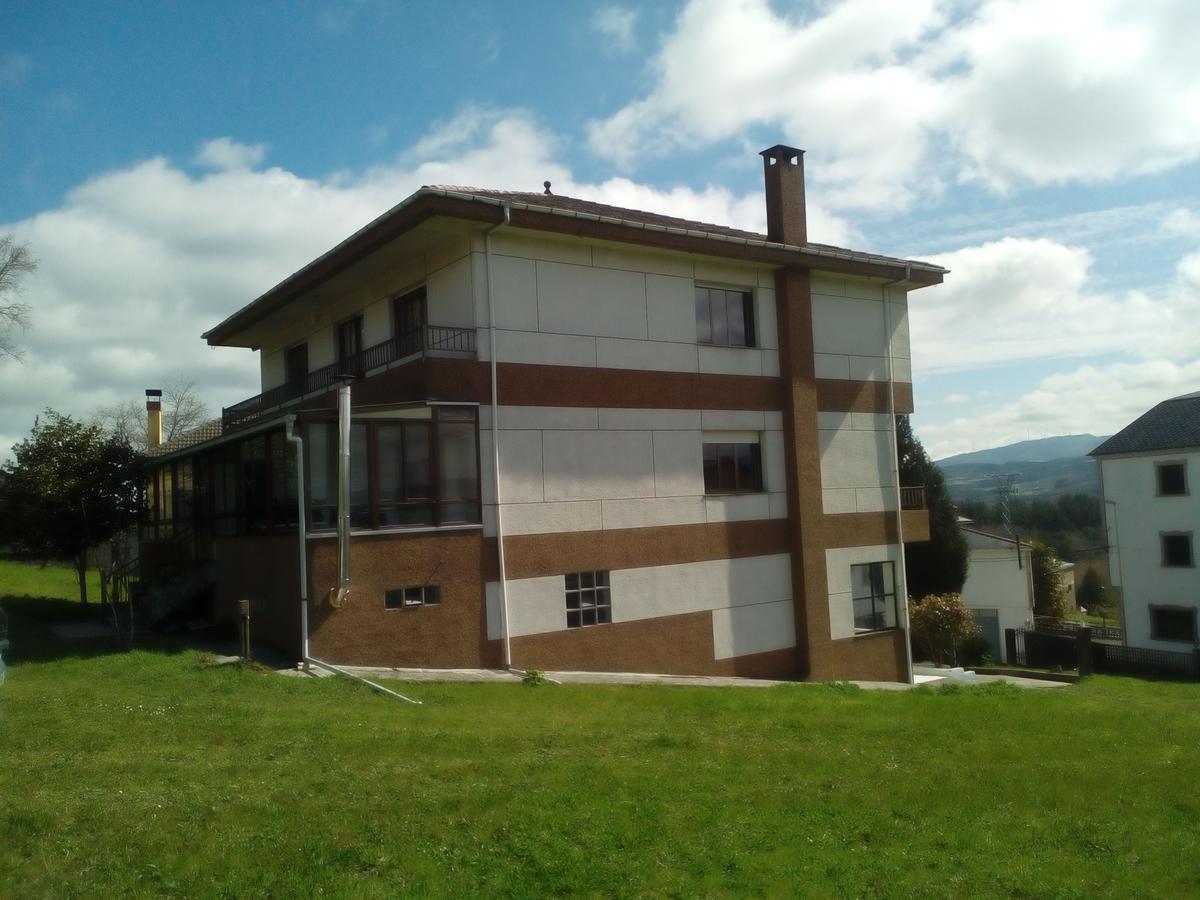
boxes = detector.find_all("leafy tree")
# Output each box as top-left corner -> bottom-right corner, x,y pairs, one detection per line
96,376 -> 211,450
1030,540 -> 1067,618
896,415 -> 969,598
0,411 -> 142,603
0,235 -> 36,361
909,592 -> 982,665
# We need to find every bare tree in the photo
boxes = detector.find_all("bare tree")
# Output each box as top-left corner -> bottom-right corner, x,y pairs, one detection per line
96,375 -> 212,450
0,235 -> 36,361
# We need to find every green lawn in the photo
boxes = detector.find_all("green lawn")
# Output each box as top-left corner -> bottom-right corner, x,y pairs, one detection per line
2,598 -> 1199,897
0,558 -> 101,603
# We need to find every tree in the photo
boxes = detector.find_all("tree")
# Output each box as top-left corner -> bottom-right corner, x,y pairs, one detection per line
896,415 -> 969,598
909,592 -> 982,665
1030,540 -> 1067,618
0,235 -> 36,361
0,411 -> 142,603
96,375 -> 211,450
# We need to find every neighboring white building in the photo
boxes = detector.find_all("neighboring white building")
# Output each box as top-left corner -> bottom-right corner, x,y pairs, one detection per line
959,524 -> 1034,663
1093,392 -> 1200,651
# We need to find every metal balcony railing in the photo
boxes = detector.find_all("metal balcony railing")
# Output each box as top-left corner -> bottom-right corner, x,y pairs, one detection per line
899,485 -> 927,510
222,325 -> 475,431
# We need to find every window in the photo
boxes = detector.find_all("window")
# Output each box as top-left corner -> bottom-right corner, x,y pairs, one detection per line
695,286 -> 755,348
393,287 -> 426,339
1157,462 -> 1188,496
1150,606 -> 1197,643
306,406 -> 480,531
565,571 -> 611,628
385,585 -> 442,609
703,442 -> 762,494
851,562 -> 897,633
285,342 -> 308,391
337,315 -> 363,366
1161,532 -> 1194,568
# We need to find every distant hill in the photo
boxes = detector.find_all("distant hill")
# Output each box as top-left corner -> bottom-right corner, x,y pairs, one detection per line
935,434 -> 1109,502
936,434 -> 1108,467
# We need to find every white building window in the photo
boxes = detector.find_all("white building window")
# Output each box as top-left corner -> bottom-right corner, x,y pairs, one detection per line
1156,462 -> 1188,497
1161,532 -> 1194,568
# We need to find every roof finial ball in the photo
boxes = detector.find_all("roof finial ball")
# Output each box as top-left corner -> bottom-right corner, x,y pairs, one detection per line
543,181 -> 552,195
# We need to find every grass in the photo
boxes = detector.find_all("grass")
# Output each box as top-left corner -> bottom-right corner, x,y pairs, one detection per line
0,558 -> 101,604
2,593 -> 1200,896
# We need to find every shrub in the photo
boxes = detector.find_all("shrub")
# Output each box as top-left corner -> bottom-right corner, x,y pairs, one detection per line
909,592 -> 982,666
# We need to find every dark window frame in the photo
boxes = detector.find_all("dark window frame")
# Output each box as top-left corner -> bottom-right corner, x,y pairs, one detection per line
285,342 -> 309,391
1161,532 -> 1194,568
336,314 -> 364,371
851,561 -> 898,634
1156,461 -> 1188,497
695,286 -> 756,348
702,441 -> 763,494
393,286 -> 427,342
565,571 -> 612,628
385,585 -> 442,610
1149,605 -> 1197,643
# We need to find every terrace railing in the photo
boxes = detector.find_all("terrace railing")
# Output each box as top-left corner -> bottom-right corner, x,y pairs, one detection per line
222,325 -> 475,431
899,485 -> 927,510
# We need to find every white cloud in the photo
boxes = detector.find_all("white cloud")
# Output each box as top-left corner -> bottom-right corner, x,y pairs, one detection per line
0,109 -> 860,461
909,236 -> 1200,376
193,137 -> 268,171
919,359 -> 1200,460
592,6 -> 639,52
588,0 -> 1200,210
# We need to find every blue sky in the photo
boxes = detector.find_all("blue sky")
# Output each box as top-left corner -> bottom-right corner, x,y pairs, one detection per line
2,0 -> 1199,461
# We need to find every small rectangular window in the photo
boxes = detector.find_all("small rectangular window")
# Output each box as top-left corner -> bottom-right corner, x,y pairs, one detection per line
695,286 -> 755,348
385,585 -> 441,610
565,571 -> 611,628
851,562 -> 897,633
703,442 -> 762,494
1150,606 -> 1196,643
1157,462 -> 1187,496
285,343 -> 308,389
1162,533 -> 1194,568
337,315 -> 364,364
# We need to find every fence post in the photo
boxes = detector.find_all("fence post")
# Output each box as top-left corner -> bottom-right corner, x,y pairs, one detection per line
1005,629 -> 1017,666
1077,626 -> 1093,677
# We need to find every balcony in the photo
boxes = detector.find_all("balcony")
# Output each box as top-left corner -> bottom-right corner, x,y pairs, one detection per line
900,484 -> 930,543
222,325 -> 475,431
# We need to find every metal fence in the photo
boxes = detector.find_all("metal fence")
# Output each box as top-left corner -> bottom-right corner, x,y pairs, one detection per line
1033,616 -> 1122,642
1007,627 -> 1200,682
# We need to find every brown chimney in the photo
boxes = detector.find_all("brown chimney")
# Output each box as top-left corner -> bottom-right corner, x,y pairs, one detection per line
146,389 -> 163,449
760,144 -> 806,245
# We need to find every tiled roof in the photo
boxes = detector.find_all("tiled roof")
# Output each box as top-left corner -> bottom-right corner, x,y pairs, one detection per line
146,418 -> 223,458
1090,391 -> 1200,456
424,186 -> 948,275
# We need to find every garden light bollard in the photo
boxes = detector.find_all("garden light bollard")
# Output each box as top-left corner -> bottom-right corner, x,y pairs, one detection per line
239,598 -> 251,661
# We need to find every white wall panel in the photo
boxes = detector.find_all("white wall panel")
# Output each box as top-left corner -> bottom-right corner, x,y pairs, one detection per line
596,337 -> 698,372
490,255 -> 538,331
814,353 -> 851,380
712,600 -> 796,659
542,430 -> 655,501
601,496 -> 706,530
706,494 -> 771,522
610,554 -> 792,623
536,261 -> 647,339
598,408 -> 701,431
501,500 -> 603,536
646,273 -> 699,343
485,576 -> 565,638
698,345 -> 764,376
652,431 -> 704,497
427,256 -> 475,328
825,544 -> 901,640
494,329 -> 597,367
260,349 -> 285,390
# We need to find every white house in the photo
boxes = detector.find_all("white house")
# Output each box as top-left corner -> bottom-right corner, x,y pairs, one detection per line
959,524 -> 1034,663
1092,391 -> 1200,651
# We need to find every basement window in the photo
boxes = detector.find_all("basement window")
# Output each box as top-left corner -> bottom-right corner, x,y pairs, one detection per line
1156,462 -> 1188,497
385,586 -> 442,610
565,571 -> 611,628
1161,533 -> 1194,568
1149,606 -> 1196,643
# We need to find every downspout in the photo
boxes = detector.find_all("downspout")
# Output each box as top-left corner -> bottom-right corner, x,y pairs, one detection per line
883,264 -> 915,684
332,383 -> 352,607
485,203 -> 514,668
289,396 -> 421,705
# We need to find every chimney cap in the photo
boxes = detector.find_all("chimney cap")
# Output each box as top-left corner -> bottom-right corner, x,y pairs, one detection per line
145,388 -> 163,398
760,144 -> 805,163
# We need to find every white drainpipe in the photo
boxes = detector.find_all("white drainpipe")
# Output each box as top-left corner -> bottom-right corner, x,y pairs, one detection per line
883,264 -> 915,684
485,204 -> 514,668
285,417 -> 309,662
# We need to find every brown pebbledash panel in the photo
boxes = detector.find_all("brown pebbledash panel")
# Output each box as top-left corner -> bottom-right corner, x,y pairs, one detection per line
511,609 -> 799,679
212,535 -> 302,658
485,519 -> 790,582
816,379 -> 913,415
307,529 -> 502,669
820,630 -> 908,682
292,359 -> 904,419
